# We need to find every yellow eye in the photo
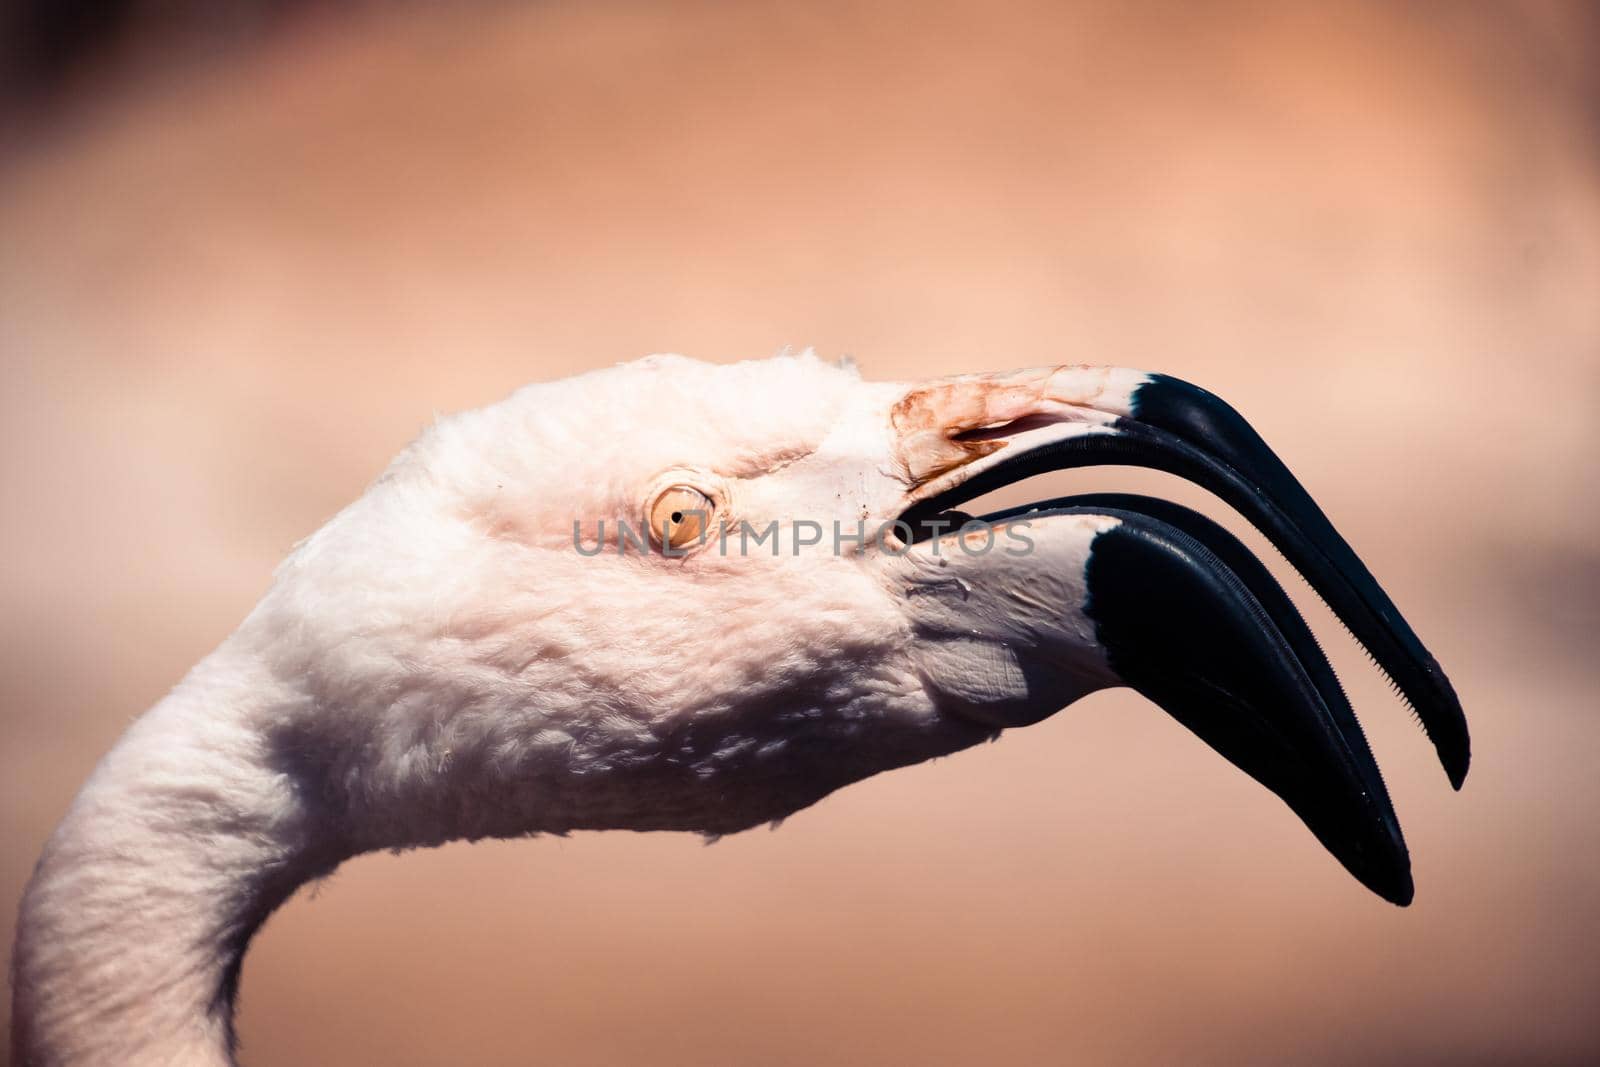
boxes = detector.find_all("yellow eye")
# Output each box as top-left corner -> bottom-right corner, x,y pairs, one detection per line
647,485 -> 715,550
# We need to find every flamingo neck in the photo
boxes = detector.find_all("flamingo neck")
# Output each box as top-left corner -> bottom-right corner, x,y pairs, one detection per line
11,640 -> 343,1066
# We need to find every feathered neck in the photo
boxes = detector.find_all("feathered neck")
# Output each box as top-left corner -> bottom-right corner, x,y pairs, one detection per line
11,639 -> 343,1067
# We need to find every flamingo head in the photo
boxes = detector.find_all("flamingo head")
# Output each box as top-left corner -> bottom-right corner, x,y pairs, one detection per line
250,351 -> 1467,904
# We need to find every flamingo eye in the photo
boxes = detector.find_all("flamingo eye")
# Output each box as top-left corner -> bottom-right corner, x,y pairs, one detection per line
647,485 -> 714,550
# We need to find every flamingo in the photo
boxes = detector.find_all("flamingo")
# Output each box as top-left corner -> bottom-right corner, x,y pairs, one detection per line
11,352 -> 1468,1065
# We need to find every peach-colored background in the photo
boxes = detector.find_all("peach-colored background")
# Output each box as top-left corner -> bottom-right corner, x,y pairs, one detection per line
3,2 -> 1597,1063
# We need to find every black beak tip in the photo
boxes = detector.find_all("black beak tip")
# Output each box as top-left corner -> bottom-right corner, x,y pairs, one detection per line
1128,373 -> 1471,794
1429,667 -> 1470,791
1082,514 -> 1414,905
1380,866 -> 1416,907
1346,836 -> 1414,906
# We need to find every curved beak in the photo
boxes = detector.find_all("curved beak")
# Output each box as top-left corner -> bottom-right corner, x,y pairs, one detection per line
886,367 -> 1466,904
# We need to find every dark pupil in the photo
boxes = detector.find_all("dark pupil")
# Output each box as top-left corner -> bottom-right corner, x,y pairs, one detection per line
671,511 -> 684,524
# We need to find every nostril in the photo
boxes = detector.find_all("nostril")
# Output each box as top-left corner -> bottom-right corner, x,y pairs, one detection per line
952,413 -> 1068,442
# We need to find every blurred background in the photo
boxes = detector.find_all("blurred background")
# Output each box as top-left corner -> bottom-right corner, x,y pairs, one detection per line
2,1 -> 1596,1063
